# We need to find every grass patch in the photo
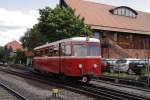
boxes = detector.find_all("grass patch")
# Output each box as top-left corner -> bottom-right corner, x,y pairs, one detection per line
10,64 -> 27,70
142,71 -> 150,77
102,72 -> 140,80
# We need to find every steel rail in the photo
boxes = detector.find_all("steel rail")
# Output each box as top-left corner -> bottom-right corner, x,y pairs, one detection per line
0,68 -> 113,99
84,84 -> 149,100
0,81 -> 28,100
99,75 -> 147,87
97,75 -> 150,89
92,79 -> 150,92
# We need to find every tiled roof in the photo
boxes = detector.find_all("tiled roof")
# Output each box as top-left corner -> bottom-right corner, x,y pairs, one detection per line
5,40 -> 23,52
62,0 -> 150,35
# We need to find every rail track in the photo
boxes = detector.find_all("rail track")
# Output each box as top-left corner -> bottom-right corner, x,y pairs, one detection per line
0,81 -> 27,100
92,78 -> 150,93
0,67 -> 150,100
81,84 -> 149,100
98,75 -> 149,88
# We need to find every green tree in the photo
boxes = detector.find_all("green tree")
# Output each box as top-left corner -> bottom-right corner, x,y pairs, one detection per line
38,6 -> 92,42
14,50 -> 26,64
21,6 -> 92,50
3,46 -> 11,62
0,47 -> 5,62
20,25 -> 48,50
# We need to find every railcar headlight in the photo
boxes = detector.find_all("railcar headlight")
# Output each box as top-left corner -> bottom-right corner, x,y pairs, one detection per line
78,64 -> 83,69
93,64 -> 97,68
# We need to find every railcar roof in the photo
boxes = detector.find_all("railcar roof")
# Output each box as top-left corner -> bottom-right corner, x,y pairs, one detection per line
34,37 -> 100,50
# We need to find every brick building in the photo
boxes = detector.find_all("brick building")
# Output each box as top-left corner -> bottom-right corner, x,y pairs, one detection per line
60,0 -> 150,58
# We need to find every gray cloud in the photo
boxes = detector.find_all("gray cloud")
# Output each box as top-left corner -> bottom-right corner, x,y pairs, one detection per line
0,20 -> 4,24
0,25 -> 26,31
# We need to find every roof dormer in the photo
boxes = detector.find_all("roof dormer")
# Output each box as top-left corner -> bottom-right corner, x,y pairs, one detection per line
110,6 -> 138,18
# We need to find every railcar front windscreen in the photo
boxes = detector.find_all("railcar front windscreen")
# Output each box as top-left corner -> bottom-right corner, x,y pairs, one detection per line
73,44 -> 100,57
88,45 -> 100,56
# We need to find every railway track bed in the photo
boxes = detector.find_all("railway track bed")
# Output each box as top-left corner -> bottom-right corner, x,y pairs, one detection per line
99,75 -> 149,88
0,66 -> 96,100
1,66 -> 150,100
0,82 -> 26,100
93,78 -> 150,93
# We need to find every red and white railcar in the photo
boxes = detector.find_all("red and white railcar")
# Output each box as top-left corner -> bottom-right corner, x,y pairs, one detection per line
33,37 -> 101,82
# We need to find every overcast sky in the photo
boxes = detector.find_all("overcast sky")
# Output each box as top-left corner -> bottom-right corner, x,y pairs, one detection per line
0,0 -> 150,46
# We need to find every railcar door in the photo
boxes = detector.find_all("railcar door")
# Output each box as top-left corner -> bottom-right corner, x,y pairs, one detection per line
60,42 -> 72,76
44,44 -> 60,74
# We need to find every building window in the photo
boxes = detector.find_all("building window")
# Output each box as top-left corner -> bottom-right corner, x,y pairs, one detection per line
125,9 -> 130,16
129,34 -> 133,42
146,36 -> 150,50
114,10 -> 118,14
110,6 -> 138,18
121,8 -> 125,16
113,33 -> 118,41
117,9 -> 122,15
94,32 -> 100,39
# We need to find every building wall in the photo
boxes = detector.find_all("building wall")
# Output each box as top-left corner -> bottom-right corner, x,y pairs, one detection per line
105,32 -> 150,50
94,30 -> 150,58
125,49 -> 150,59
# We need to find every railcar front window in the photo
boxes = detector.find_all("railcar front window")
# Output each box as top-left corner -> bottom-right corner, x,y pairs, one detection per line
88,45 -> 100,56
74,45 -> 87,56
73,44 -> 100,56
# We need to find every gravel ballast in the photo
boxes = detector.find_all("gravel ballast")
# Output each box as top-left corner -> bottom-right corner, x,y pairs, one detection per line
0,70 -> 95,100
0,85 -> 21,100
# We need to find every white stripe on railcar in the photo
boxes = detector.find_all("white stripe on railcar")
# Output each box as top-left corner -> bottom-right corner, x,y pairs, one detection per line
34,37 -> 100,50
33,56 -> 101,60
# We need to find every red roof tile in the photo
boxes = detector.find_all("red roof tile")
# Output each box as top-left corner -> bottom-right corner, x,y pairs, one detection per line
62,0 -> 150,35
5,40 -> 23,52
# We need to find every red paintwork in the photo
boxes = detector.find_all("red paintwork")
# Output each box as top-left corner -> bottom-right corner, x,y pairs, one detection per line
33,57 -> 60,73
33,57 -> 101,78
33,38 -> 101,80
61,57 -> 101,77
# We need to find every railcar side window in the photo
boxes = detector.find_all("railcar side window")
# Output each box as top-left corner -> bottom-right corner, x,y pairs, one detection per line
40,50 -> 43,56
54,47 -> 59,56
60,43 -> 71,56
65,45 -> 71,56
34,51 -> 37,56
45,48 -> 49,56
49,46 -> 53,56
61,44 -> 65,56
35,51 -> 40,57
